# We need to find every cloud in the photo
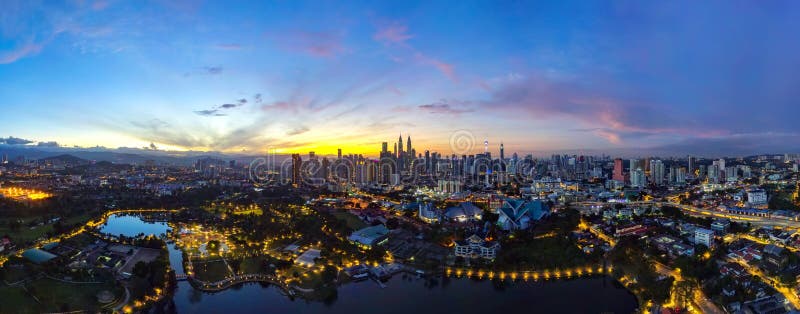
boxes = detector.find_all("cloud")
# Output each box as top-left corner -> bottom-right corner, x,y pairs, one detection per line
194,109 -> 226,116
0,136 -> 34,145
418,99 -> 474,114
287,126 -> 310,136
267,30 -> 346,57
415,53 -> 457,82
0,43 -> 44,64
204,66 -> 223,75
195,97 -> 250,116
649,133 -> 800,157
91,0 -> 109,11
36,141 -> 59,147
374,23 -> 413,45
481,71 -> 712,144
214,43 -> 243,50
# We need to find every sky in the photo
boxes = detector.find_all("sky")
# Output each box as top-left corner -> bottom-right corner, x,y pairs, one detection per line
1,0 -> 800,157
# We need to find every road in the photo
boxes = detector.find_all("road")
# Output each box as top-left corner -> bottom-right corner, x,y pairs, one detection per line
574,201 -> 800,229
653,262 -> 723,314
726,257 -> 800,309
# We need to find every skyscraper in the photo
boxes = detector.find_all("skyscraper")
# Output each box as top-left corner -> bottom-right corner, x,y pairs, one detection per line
631,167 -> 646,188
406,135 -> 411,154
381,142 -> 388,154
398,134 -> 404,157
613,158 -> 625,181
291,154 -> 302,186
650,159 -> 665,186
629,159 -> 639,173
500,142 -> 505,161
337,148 -> 342,160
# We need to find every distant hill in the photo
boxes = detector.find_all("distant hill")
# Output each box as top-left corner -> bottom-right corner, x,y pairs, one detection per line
38,154 -> 90,165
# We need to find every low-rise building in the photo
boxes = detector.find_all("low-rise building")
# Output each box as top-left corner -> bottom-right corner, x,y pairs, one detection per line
418,203 -> 440,224
496,198 -> 550,231
650,235 -> 695,257
711,219 -> 730,235
444,202 -> 482,222
747,189 -> 768,208
454,234 -> 500,260
348,225 -> 389,249
695,227 -> 715,248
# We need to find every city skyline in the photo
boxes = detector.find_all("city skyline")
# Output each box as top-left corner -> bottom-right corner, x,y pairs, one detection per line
3,1 -> 800,156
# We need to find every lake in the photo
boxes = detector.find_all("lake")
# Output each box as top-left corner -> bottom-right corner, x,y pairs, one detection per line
99,214 -> 170,238
106,214 -> 639,313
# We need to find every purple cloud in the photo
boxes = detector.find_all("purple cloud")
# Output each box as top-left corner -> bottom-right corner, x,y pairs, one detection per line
418,99 -> 474,115
0,43 -> 43,64
267,30 -> 346,57
374,23 -> 413,45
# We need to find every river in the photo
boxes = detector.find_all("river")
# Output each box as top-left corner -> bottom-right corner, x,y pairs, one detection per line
103,214 -> 639,314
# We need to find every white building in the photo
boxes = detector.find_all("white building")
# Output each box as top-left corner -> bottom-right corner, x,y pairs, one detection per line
630,168 -> 646,188
454,234 -> 500,260
437,179 -> 463,194
650,160 -> 665,186
694,228 -> 714,248
418,203 -> 440,224
747,189 -> 768,207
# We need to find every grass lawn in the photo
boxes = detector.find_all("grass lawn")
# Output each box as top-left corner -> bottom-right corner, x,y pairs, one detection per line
193,260 -> 233,282
0,278 -> 121,314
332,211 -> 367,230
2,266 -> 31,283
0,214 -> 91,244
239,256 -> 267,274
0,285 -> 37,314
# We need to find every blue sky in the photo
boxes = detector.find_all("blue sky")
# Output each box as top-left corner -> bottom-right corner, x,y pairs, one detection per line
1,0 -> 800,156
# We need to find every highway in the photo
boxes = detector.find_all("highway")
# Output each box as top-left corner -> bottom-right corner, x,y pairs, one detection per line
574,201 -> 800,229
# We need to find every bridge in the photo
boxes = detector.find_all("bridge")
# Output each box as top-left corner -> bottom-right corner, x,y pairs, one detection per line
188,273 -> 294,295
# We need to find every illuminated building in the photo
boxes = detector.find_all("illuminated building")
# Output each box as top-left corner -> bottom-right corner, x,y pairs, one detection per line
418,203 -> 440,224
649,159 -> 665,185
630,167 -> 646,188
291,154 -> 302,186
454,234 -> 499,260
613,158 -> 625,182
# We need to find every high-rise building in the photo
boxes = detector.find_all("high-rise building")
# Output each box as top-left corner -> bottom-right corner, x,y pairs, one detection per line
291,154 -> 302,186
650,160 -> 665,185
687,156 -> 694,175
406,135 -> 411,154
726,166 -> 738,182
337,148 -> 342,160
613,158 -> 625,181
630,167 -> 646,188
629,159 -> 639,173
708,164 -> 720,183
500,142 -> 505,161
398,134 -> 404,157
675,167 -> 686,184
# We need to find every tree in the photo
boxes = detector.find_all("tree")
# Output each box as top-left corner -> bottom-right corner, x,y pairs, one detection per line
132,261 -> 149,278
321,265 -> 337,285
385,218 -> 399,229
207,240 -> 220,254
